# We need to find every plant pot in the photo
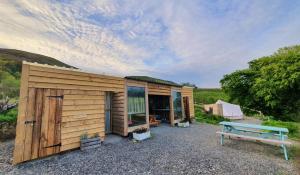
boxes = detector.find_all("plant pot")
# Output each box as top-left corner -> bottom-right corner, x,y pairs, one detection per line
178,121 -> 190,128
133,131 -> 151,141
80,137 -> 101,151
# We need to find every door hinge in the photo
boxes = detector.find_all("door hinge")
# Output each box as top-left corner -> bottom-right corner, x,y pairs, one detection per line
47,95 -> 64,99
44,143 -> 61,148
25,120 -> 36,124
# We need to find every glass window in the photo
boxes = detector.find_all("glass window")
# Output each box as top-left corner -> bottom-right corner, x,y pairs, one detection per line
127,86 -> 146,127
172,91 -> 182,120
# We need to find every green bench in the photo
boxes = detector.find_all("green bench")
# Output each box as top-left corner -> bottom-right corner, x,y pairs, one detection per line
217,121 -> 292,160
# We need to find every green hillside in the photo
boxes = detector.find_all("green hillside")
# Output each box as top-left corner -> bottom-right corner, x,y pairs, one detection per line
193,88 -> 229,105
0,48 -> 75,69
0,48 -> 75,114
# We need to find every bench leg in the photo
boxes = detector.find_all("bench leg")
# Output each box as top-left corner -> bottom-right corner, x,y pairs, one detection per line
221,134 -> 224,145
282,144 -> 288,160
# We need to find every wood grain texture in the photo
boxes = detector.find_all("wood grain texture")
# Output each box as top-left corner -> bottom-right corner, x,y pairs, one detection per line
13,64 -> 29,164
182,87 -> 195,118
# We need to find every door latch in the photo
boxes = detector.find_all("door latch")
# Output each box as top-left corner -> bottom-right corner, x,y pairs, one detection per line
25,120 -> 36,124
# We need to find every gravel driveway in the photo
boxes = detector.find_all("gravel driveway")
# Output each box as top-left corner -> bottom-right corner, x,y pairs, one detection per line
0,123 -> 298,175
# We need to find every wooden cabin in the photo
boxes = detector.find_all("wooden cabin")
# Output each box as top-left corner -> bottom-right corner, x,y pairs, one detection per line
13,62 -> 194,164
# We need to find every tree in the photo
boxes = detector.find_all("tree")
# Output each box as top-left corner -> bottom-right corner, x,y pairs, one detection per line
220,45 -> 300,121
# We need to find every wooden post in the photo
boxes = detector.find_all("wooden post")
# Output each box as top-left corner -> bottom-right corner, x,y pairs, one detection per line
13,63 -> 29,164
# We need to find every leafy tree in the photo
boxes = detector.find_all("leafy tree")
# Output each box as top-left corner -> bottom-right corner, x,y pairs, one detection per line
220,45 -> 300,121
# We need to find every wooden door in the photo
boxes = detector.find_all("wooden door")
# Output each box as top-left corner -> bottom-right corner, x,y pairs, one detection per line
183,97 -> 190,122
17,88 -> 63,162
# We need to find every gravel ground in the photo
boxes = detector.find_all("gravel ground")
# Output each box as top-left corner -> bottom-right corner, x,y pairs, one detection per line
0,122 -> 298,175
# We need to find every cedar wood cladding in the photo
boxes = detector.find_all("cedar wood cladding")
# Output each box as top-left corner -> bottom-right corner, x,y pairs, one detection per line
182,86 -> 195,118
13,62 -> 125,164
14,62 -> 195,164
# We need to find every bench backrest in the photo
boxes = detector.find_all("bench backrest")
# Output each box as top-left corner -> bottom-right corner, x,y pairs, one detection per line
219,121 -> 289,133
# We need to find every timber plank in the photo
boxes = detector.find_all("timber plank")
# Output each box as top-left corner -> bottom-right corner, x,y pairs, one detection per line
61,118 -> 103,128
29,70 -> 124,85
61,128 -> 103,140
29,76 -> 124,89
62,109 -> 104,117
46,89 -> 57,155
29,64 -> 123,82
54,89 -> 63,153
63,99 -> 104,106
23,88 -> 36,161
39,89 -> 50,157
28,82 -> 123,92
13,64 -> 29,164
63,90 -> 103,96
31,88 -> 43,159
62,114 -> 103,122
61,123 -> 105,134
64,95 -> 104,100
62,105 -> 104,111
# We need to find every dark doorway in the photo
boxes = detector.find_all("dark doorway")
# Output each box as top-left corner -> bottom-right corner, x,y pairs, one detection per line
183,96 -> 191,123
148,95 -> 170,123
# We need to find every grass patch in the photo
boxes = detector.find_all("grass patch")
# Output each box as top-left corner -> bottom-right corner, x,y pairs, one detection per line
193,88 -> 229,105
262,120 -> 300,140
0,108 -> 18,124
195,105 -> 229,125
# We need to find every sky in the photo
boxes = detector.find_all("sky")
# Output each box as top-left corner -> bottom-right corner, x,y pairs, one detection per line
0,0 -> 300,87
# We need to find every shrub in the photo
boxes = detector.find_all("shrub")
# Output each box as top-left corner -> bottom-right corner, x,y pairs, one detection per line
262,120 -> 300,140
0,108 -> 18,124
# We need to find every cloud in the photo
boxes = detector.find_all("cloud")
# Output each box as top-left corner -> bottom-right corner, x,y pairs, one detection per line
0,0 -> 299,87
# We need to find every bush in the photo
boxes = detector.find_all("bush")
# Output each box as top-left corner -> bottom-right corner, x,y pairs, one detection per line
262,120 -> 300,140
195,105 -> 230,125
0,108 -> 18,124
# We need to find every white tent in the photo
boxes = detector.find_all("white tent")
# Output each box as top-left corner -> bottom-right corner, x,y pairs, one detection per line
216,100 -> 244,119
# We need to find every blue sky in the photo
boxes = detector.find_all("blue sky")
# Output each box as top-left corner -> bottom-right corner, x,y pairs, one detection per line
0,0 -> 300,87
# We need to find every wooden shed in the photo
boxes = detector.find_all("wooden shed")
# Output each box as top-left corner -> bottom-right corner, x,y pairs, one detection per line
13,62 -> 195,164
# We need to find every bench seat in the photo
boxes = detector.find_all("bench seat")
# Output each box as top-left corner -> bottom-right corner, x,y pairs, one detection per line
216,131 -> 292,145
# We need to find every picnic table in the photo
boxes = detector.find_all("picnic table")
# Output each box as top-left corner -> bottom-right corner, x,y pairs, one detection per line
217,121 -> 291,160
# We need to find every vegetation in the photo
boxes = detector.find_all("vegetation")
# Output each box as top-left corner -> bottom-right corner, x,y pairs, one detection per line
0,108 -> 18,124
221,45 -> 300,121
0,48 -> 75,68
193,88 -> 230,124
193,88 -> 229,105
0,48 -> 74,122
262,119 -> 300,140
195,105 -> 229,125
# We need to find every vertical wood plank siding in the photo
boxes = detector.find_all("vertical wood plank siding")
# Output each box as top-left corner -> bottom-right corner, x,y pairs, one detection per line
112,92 -> 126,136
182,87 -> 195,118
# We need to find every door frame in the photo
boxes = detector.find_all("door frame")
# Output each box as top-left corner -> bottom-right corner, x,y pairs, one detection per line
105,92 -> 113,134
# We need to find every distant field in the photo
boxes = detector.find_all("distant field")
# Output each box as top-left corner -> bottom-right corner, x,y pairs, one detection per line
193,88 -> 229,105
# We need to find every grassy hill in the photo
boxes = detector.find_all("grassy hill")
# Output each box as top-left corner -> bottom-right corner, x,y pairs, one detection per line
0,48 -> 76,124
0,48 -> 75,68
193,88 -> 229,105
